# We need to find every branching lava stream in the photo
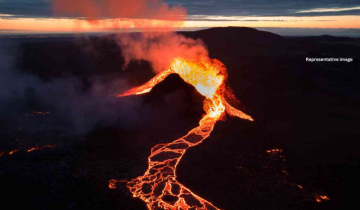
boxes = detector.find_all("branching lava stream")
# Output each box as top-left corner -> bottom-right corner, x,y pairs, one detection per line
109,57 -> 253,210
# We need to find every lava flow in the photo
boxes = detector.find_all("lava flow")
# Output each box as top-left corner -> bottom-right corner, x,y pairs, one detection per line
110,57 -> 253,210
27,145 -> 56,153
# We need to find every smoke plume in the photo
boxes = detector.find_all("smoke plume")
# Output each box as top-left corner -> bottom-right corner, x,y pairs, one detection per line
116,33 -> 208,73
53,0 -> 187,29
53,0 -> 209,73
0,41 -> 141,135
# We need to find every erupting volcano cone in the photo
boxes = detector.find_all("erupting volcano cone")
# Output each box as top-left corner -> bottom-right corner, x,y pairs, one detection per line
110,57 -> 253,210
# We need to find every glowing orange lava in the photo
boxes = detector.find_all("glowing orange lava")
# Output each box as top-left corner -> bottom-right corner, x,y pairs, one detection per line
110,57 -> 253,210
265,149 -> 329,203
266,149 -> 283,154
9,149 -> 19,155
27,145 -> 56,153
0,145 -> 57,157
315,194 -> 330,203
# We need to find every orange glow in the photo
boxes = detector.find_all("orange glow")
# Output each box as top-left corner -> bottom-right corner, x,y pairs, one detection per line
27,145 -> 56,153
282,170 -> 290,176
184,15 -> 360,29
110,57 -> 253,209
266,149 -> 283,154
315,194 -> 330,202
9,150 -> 19,155
25,111 -> 50,117
33,111 -> 50,115
0,17 -> 185,33
0,145 -> 56,157
50,0 -> 186,32
27,148 -> 37,153
0,15 -> 359,33
53,0 -> 186,23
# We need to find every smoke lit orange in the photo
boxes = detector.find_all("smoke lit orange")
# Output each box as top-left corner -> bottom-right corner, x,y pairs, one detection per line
110,57 -> 253,209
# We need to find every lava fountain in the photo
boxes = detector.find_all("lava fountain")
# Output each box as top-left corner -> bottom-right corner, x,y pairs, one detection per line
109,57 -> 253,210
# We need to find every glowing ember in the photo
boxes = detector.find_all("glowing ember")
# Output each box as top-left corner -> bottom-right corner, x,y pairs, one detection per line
266,149 -> 283,154
315,194 -> 330,202
27,148 -> 37,153
282,170 -> 290,176
110,57 -> 253,209
265,149 -> 329,202
0,145 -> 57,157
9,149 -> 19,155
27,145 -> 56,153
33,111 -> 49,115
25,111 -> 50,116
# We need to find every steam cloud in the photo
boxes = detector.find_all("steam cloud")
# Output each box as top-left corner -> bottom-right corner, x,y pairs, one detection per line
116,33 -> 208,73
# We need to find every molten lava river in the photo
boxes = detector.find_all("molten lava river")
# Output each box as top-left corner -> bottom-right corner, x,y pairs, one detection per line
109,57 -> 254,210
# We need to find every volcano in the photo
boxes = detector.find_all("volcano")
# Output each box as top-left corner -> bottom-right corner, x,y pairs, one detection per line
110,57 -> 253,209
0,27 -> 359,210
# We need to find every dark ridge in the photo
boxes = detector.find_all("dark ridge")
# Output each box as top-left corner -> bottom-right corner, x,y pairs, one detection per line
190,27 -> 283,40
180,27 -> 283,43
342,29 -> 360,33
179,27 -> 285,58
288,35 -> 356,42
141,73 -> 205,129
